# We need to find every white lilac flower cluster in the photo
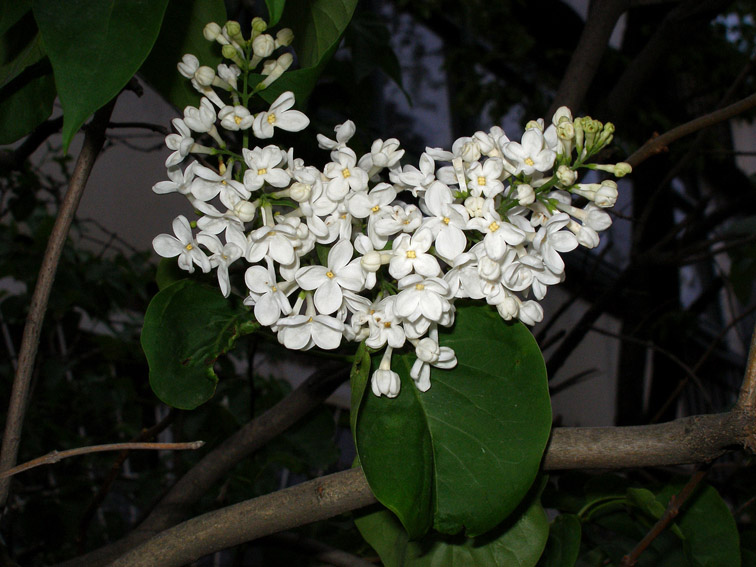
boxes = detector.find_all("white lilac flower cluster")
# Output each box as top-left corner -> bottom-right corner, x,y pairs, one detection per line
152,18 -> 631,398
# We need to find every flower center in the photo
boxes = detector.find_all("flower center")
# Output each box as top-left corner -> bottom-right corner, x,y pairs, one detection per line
185,243 -> 193,250
489,221 -> 500,232
477,176 -> 486,186
267,113 -> 277,124
234,115 -> 242,125
443,216 -> 450,225
271,285 -> 278,292
342,168 -> 351,179
415,283 -> 425,290
524,157 -> 535,166
406,250 -> 416,259
258,168 -> 267,175
383,321 -> 392,328
326,271 -> 335,278
371,205 -> 380,213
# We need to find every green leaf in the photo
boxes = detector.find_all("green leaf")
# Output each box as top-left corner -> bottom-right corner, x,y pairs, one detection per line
282,0 -> 356,68
356,495 -> 549,567
0,60 -> 55,144
253,0 -> 357,104
32,0 -> 170,150
141,279 -> 256,409
354,305 -> 551,538
349,341 -> 370,438
0,0 -> 31,37
655,483 -> 741,567
538,515 -> 581,567
265,0 -> 286,27
628,487 -> 683,540
139,0 -> 227,111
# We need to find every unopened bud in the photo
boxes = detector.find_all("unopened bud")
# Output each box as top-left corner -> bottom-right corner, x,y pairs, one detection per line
252,34 -> 275,58
525,119 -> 543,132
556,165 -> 577,187
464,196 -> 486,217
361,251 -> 382,273
251,17 -> 268,35
594,181 -> 618,208
194,66 -> 216,87
459,140 -> 481,163
289,182 -> 312,202
224,20 -> 243,42
516,183 -> 535,206
614,162 -> 631,177
275,28 -> 294,47
177,54 -> 199,78
234,200 -> 257,222
203,22 -> 222,42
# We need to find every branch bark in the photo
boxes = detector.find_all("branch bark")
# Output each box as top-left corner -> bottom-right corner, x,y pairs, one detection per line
547,0 -> 629,118
0,100 -> 116,508
107,406 -> 755,567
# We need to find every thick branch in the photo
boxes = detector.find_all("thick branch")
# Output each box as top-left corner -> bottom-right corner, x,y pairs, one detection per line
547,0 -> 629,118
0,100 -> 116,508
107,408 -> 755,567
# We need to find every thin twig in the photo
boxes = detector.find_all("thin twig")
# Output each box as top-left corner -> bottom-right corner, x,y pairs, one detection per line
0,100 -> 117,507
737,323 -> 756,412
0,441 -> 204,480
619,468 -> 708,566
626,92 -> 756,168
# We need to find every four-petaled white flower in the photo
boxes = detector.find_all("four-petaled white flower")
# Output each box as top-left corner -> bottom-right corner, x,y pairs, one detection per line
253,91 -> 310,139
295,239 -> 364,314
153,215 -> 211,274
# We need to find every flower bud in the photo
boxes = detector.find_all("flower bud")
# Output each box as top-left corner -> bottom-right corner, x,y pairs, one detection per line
594,180 -> 618,208
478,255 -> 501,281
251,17 -> 268,35
464,196 -> 486,217
371,369 -> 400,398
361,251 -> 382,273
234,200 -> 257,222
525,119 -> 543,132
177,54 -> 199,78
253,34 -> 275,58
194,66 -> 216,87
552,106 -> 573,126
416,338 -> 441,363
276,28 -> 295,47
614,162 -> 632,177
556,165 -> 577,187
518,300 -> 543,326
516,183 -> 535,206
224,20 -> 243,42
557,121 -> 575,141
222,43 -> 240,61
203,22 -> 222,42
496,296 -> 519,320
289,182 -> 312,203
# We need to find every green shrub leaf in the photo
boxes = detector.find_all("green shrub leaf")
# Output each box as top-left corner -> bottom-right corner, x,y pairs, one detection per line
354,304 -> 551,538
141,279 -> 256,409
32,0 -> 170,150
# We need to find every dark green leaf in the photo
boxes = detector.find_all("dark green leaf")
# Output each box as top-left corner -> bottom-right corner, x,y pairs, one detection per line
655,483 -> 740,567
139,0 -> 227,111
141,279 -> 256,409
356,495 -> 549,567
349,341 -> 370,438
32,0 -> 170,150
0,60 -> 55,145
538,514 -> 581,567
0,0 -> 31,37
354,305 -> 551,538
265,0 -> 286,27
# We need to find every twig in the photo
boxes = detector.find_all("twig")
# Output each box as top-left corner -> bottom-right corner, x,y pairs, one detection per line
0,99 -> 117,507
737,323 -> 756,412
626,91 -> 756,168
0,441 -> 204,480
619,468 -> 708,566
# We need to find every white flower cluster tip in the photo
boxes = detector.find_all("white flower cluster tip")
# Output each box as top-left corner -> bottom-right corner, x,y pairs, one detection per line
152,18 -> 630,398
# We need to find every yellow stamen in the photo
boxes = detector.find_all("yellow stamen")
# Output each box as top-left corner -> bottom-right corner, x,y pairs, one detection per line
371,205 -> 380,213
342,168 -> 351,179
383,321 -> 392,328
406,250 -> 416,259
326,271 -> 335,278
234,115 -> 242,125
185,243 -> 193,251
489,221 -> 500,232
443,217 -> 450,225
258,168 -> 267,175
525,157 -> 535,166
272,285 -> 277,292
477,176 -> 486,186
267,113 -> 276,124
415,283 -> 425,290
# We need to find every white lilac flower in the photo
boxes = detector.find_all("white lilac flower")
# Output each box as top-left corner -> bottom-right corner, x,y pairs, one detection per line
467,206 -> 527,261
295,239 -> 364,314
323,148 -> 368,201
395,275 -> 452,330
373,203 -> 422,241
153,215 -> 211,274
409,332 -> 457,392
358,138 -> 404,176
244,259 -> 296,326
275,295 -> 345,350
347,182 -> 397,248
165,118 -> 195,167
183,97 -> 217,133
253,91 -> 310,139
389,229 -> 441,279
317,120 -> 356,151
152,161 -> 198,196
219,105 -> 254,131
246,221 -> 300,266
242,145 -> 290,192
371,346 -> 401,398
503,129 -> 556,176
466,158 -> 504,198
421,180 -> 469,262
390,152 -> 436,197
197,232 -> 244,297
191,162 -> 249,201
531,213 -> 578,275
